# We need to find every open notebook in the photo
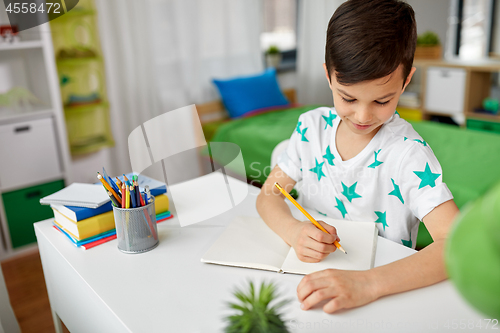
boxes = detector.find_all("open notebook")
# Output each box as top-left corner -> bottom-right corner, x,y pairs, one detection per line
201,216 -> 378,275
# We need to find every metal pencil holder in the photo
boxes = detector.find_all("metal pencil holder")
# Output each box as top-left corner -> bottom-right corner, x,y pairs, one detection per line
112,197 -> 159,253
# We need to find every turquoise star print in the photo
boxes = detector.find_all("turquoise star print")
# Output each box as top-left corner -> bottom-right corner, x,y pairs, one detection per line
414,162 -> 441,189
335,197 -> 347,218
323,146 -> 335,166
388,178 -> 404,204
414,139 -> 428,147
300,127 -> 309,142
404,137 -> 408,141
401,235 -> 412,248
296,121 -> 302,134
322,111 -> 337,129
341,182 -> 362,202
368,149 -> 383,169
309,158 -> 326,181
374,211 -> 388,230
317,210 -> 327,216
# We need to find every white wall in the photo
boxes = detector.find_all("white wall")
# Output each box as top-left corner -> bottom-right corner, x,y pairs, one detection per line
407,0 -> 451,48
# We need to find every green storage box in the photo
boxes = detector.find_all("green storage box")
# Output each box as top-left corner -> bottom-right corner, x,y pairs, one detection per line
466,118 -> 500,134
2,180 -> 65,248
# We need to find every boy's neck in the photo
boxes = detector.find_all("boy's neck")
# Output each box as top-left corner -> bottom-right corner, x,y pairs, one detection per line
335,120 -> 382,161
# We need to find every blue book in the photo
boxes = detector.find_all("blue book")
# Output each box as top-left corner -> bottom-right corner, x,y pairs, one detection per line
119,173 -> 167,197
50,201 -> 113,222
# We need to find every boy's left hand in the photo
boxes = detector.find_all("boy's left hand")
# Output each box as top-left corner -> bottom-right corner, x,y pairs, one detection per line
297,269 -> 378,313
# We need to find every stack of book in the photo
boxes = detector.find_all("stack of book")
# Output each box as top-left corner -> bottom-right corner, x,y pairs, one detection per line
41,173 -> 173,250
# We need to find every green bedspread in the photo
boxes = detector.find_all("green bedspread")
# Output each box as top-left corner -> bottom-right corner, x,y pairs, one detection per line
210,105 -> 323,185
209,106 -> 500,248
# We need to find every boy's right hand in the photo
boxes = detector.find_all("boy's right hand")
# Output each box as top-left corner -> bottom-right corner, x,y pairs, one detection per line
289,220 -> 340,263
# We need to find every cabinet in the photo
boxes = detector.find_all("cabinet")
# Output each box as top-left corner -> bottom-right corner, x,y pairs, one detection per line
0,6 -> 70,258
413,59 -> 500,127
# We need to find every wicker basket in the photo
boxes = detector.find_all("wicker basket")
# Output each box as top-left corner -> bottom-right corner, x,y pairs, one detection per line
414,45 -> 442,59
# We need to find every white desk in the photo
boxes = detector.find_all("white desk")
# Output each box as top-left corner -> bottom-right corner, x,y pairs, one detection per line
35,173 -> 485,333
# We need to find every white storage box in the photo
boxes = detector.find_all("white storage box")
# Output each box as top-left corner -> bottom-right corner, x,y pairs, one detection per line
0,116 -> 62,191
424,67 -> 467,115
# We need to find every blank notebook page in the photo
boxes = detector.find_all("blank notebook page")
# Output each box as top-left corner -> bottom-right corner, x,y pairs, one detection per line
281,218 -> 378,274
201,216 -> 290,272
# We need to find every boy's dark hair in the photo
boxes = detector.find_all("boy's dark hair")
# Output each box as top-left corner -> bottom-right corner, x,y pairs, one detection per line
325,0 -> 416,85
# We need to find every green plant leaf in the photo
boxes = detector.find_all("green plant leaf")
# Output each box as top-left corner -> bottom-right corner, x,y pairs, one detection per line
224,281 -> 290,333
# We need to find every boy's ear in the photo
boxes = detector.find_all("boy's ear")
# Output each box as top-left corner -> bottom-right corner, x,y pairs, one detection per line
323,63 -> 332,88
402,66 -> 417,92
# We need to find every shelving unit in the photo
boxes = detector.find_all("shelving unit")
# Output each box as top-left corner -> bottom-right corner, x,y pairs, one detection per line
412,59 -> 500,130
0,6 -> 71,259
49,0 -> 114,155
0,40 -> 43,51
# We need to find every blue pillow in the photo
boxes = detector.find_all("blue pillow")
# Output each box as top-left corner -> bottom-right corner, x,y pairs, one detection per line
212,68 -> 289,118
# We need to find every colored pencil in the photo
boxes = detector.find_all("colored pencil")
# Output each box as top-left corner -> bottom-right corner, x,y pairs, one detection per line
107,190 -> 119,207
115,177 -> 123,190
103,167 -> 121,195
125,185 -> 130,209
139,188 -> 146,207
123,174 -> 130,185
133,180 -> 141,206
121,183 -> 126,208
274,182 -> 346,254
97,172 -> 122,206
130,185 -> 137,208
145,186 -> 151,203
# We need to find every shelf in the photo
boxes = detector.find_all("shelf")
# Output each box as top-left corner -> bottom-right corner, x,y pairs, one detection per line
0,107 -> 54,125
56,56 -> 101,65
465,112 -> 500,122
397,105 -> 421,110
0,40 -> 43,51
422,110 -> 459,118
64,101 -> 108,111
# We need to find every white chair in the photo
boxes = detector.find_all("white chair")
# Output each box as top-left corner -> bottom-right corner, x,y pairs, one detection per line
0,266 -> 20,333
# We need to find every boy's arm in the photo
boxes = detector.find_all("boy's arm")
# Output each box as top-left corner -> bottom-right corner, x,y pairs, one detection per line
297,199 -> 459,313
257,165 -> 340,263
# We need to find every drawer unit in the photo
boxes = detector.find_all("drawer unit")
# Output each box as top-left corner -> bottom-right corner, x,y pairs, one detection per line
425,67 -> 467,115
2,179 -> 64,248
0,116 -> 63,191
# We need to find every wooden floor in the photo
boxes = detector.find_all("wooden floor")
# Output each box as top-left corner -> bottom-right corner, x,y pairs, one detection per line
1,250 -> 70,333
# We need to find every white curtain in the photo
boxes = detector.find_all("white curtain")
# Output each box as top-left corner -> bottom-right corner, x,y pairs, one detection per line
296,0 -> 345,106
94,0 -> 263,184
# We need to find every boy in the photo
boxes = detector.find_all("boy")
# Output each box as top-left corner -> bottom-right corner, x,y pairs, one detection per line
256,0 -> 459,314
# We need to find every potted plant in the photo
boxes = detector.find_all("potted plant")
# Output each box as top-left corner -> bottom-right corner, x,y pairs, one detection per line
224,281 -> 289,332
265,45 -> 282,68
415,31 -> 441,59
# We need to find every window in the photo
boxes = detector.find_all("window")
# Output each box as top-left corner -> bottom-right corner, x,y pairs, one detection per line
261,0 -> 297,52
455,0 -> 495,59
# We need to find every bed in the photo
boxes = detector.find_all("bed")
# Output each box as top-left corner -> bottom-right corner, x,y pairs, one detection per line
196,88 -> 320,186
196,91 -> 500,249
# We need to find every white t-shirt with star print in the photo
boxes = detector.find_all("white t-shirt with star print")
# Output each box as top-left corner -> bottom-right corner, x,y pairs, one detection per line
277,107 -> 453,248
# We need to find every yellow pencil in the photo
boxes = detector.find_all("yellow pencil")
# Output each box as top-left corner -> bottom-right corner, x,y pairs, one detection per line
274,182 -> 346,254
125,185 -> 130,209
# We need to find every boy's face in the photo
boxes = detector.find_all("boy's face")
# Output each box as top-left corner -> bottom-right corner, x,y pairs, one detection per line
324,64 -> 416,138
